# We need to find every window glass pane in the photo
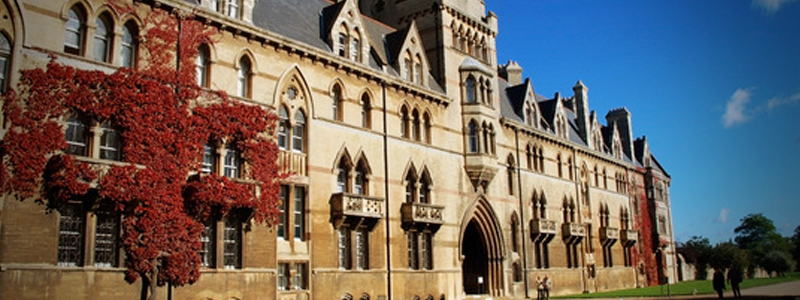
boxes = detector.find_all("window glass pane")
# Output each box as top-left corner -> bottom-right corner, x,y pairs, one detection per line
278,185 -> 288,239
278,107 -> 289,150
224,144 -> 239,178
293,263 -> 307,290
337,163 -> 348,193
466,77 -> 476,103
199,220 -> 216,268
65,7 -> 83,54
237,58 -> 250,98
338,33 -> 346,57
196,46 -> 209,87
355,228 -> 368,270
293,186 -> 305,240
227,0 -> 239,18
332,86 -> 341,120
100,123 -> 122,161
292,112 -> 305,152
407,231 -> 418,269
349,37 -> 359,61
338,227 -> 351,269
201,143 -> 216,174
223,217 -> 241,269
94,208 -> 119,267
277,263 -> 290,290
121,23 -> 137,68
0,33 -> 9,93
58,204 -> 84,267
65,115 -> 89,156
421,232 -> 432,270
93,16 -> 110,62
354,168 -> 364,195
467,122 -> 477,153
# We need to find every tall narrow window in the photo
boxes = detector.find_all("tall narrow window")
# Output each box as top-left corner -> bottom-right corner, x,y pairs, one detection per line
223,216 -> 242,269
412,110 -> 420,141
278,106 -> 289,150
338,31 -> 347,57
58,204 -> 84,267
421,231 -> 433,270
293,186 -> 305,240
355,227 -> 368,269
465,76 -> 476,103
209,0 -> 222,12
120,22 -> 138,68
199,220 -> 216,267
354,162 -> 366,195
94,15 -> 112,63
337,158 -> 350,193
223,143 -> 240,178
414,61 -> 422,85
349,35 -> 360,62
99,123 -> 122,161
64,5 -> 86,55
201,142 -> 217,174
277,263 -> 290,290
404,58 -> 412,81
422,113 -> 431,144
507,156 -> 516,195
338,226 -> 352,269
226,0 -> 239,18
237,56 -> 251,98
361,94 -> 371,129
293,263 -> 308,290
0,33 -> 12,93
332,84 -> 342,121
467,121 -> 478,153
277,185 -> 288,240
408,230 -> 419,269
405,172 -> 417,203
93,207 -> 119,267
292,111 -> 306,152
419,172 -> 430,204
196,45 -> 210,87
65,114 -> 89,156
400,106 -> 410,138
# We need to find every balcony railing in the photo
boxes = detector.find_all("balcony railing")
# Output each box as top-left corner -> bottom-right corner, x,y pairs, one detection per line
330,192 -> 384,220
600,226 -> 620,241
621,229 -> 638,245
401,202 -> 444,227
277,150 -> 306,177
562,222 -> 586,238
530,218 -> 558,235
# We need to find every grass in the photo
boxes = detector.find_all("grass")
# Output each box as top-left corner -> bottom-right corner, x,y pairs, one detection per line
555,273 -> 800,298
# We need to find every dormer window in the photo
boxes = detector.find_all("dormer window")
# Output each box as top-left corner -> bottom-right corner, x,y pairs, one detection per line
226,0 -> 240,18
338,33 -> 347,57
349,36 -> 360,62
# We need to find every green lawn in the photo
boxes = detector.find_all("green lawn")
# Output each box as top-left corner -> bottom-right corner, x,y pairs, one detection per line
555,273 -> 800,298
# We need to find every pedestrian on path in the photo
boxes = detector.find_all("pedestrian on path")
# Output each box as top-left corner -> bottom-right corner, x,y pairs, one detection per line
536,276 -> 545,300
713,269 -> 726,298
543,274 -> 552,300
727,267 -> 743,298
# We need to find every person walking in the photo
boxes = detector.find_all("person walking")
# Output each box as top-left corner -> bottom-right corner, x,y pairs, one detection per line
536,276 -> 545,300
543,274 -> 552,300
713,269 -> 726,298
727,268 -> 743,298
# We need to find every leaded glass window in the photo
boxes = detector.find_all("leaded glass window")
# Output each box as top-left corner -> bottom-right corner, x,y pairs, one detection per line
278,106 -> 289,150
421,232 -> 432,270
408,230 -> 419,269
64,6 -> 85,55
223,143 -> 240,178
292,111 -> 305,152
277,262 -> 290,290
99,123 -> 122,161
201,142 -> 217,174
58,204 -> 84,267
223,217 -> 241,269
65,114 -> 89,156
199,220 -> 216,268
121,22 -> 138,68
293,262 -> 307,290
94,15 -> 112,63
93,208 -> 119,267
355,228 -> 368,270
293,186 -> 305,240
338,226 -> 351,269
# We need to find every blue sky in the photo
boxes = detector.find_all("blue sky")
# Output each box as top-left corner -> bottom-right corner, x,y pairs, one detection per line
486,0 -> 800,244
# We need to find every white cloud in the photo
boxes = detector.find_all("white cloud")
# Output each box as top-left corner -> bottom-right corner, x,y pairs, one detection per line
716,208 -> 730,223
767,92 -> 800,111
752,0 -> 797,15
722,88 -> 753,128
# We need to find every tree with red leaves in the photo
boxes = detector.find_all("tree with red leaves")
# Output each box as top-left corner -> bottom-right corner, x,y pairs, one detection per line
0,4 -> 281,300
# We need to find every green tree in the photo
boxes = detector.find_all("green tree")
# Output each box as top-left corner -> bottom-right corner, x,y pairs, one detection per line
734,213 -> 788,272
761,250 -> 793,277
708,241 -> 748,272
792,225 -> 800,271
677,236 -> 713,279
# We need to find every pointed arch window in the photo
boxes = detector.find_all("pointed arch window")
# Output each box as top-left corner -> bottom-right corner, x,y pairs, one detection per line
120,22 -> 138,68
422,113 -> 432,144
400,106 -> 410,138
337,157 -> 351,193
419,171 -> 431,204
354,158 -> 369,195
64,5 -> 86,55
237,56 -> 252,98
349,34 -> 360,62
292,111 -> 306,153
465,76 -> 476,103
94,14 -> 112,63
510,213 -> 520,252
338,32 -> 347,57
361,94 -> 371,129
226,0 -> 240,18
405,171 -> 417,203
507,155 -> 516,195
411,109 -> 420,141
467,121 -> 478,153
0,33 -> 10,93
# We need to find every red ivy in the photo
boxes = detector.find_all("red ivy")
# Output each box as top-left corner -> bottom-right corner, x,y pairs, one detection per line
0,2 -> 283,295
632,169 -> 659,286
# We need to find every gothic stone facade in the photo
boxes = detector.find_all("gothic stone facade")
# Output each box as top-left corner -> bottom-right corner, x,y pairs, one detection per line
0,0 -> 676,299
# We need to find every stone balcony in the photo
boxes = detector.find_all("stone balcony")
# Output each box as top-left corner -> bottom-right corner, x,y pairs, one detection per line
277,150 -> 306,177
600,226 -> 619,246
621,229 -> 638,246
530,218 -> 557,243
464,153 -> 498,190
330,192 -> 384,229
401,202 -> 444,231
562,222 -> 586,244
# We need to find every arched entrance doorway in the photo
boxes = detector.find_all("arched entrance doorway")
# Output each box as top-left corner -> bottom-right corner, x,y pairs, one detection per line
460,198 -> 504,297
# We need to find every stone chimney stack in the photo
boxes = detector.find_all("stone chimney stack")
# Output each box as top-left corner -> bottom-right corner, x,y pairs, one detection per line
573,80 -> 591,146
605,107 -> 634,159
499,60 -> 523,85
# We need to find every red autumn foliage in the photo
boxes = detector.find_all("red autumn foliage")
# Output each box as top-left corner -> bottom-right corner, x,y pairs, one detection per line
632,170 -> 659,286
0,3 -> 282,300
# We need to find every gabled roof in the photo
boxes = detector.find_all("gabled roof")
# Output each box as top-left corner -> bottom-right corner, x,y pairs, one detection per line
384,24 -> 410,64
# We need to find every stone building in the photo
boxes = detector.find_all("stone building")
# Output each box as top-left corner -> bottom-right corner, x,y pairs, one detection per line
0,0 -> 676,299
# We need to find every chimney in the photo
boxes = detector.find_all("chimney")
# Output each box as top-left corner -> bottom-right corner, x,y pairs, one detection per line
499,60 -> 523,85
573,80 -> 590,146
605,107 -> 634,159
